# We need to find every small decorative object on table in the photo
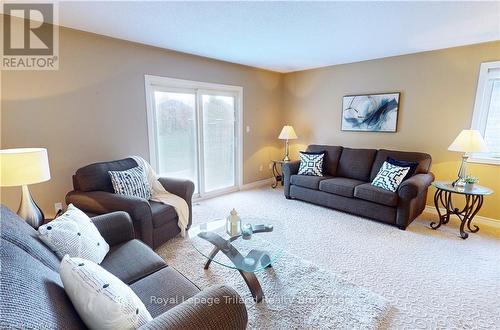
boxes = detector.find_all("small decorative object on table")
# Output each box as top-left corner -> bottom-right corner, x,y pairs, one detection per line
447,129 -> 489,187
271,160 -> 289,188
431,181 -> 493,239
226,209 -> 241,236
278,125 -> 298,161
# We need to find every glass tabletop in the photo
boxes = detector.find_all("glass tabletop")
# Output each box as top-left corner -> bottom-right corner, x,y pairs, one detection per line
432,181 -> 494,196
188,218 -> 283,273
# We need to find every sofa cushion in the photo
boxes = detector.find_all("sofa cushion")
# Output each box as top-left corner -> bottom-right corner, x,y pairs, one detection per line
370,149 -> 432,181
74,158 -> 138,192
100,239 -> 167,285
0,205 -> 61,272
319,177 -> 366,197
354,183 -> 399,207
130,267 -> 200,318
306,145 -> 343,176
150,201 -> 179,229
336,148 -> 377,181
290,174 -> 331,190
0,239 -> 86,329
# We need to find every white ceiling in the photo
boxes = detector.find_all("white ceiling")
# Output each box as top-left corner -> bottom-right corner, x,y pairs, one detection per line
55,1 -> 500,72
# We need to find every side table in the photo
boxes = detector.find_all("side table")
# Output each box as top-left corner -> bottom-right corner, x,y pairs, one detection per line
431,181 -> 493,239
271,160 -> 289,188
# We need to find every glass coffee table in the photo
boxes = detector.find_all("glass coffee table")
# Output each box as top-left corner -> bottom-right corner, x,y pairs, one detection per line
189,218 -> 282,302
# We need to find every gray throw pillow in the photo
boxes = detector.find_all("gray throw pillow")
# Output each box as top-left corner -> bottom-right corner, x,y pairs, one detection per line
109,166 -> 151,200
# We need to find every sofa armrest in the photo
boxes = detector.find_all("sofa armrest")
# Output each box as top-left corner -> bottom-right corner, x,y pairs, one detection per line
282,160 -> 300,198
91,211 -> 134,246
398,173 -> 435,201
66,191 -> 154,247
139,285 -> 248,330
157,177 -> 195,229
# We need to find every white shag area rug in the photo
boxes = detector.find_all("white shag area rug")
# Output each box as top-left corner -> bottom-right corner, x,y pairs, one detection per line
157,236 -> 391,329
156,187 -> 500,329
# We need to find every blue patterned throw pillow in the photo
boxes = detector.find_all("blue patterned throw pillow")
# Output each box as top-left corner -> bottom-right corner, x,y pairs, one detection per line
371,161 -> 410,192
298,151 -> 325,176
108,166 -> 151,199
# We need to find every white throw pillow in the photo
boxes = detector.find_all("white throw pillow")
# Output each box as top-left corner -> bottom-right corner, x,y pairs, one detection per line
371,161 -> 410,192
109,166 -> 151,200
38,204 -> 109,264
59,255 -> 153,330
298,151 -> 325,176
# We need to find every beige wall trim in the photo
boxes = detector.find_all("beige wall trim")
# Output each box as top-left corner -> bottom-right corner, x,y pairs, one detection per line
423,206 -> 500,228
240,178 -> 274,191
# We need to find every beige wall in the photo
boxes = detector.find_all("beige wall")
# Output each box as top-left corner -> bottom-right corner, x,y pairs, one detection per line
1,25 -> 283,217
2,20 -> 498,221
283,41 -> 500,220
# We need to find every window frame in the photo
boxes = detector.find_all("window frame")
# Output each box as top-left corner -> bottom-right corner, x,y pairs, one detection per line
144,75 -> 244,198
469,61 -> 500,165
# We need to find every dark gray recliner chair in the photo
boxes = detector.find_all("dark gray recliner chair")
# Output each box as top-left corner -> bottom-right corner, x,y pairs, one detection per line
66,158 -> 194,249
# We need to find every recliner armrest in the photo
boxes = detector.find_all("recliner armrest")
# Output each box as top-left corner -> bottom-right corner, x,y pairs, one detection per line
398,173 -> 435,201
157,177 -> 195,229
139,285 -> 248,330
66,191 -> 154,247
91,211 -> 134,246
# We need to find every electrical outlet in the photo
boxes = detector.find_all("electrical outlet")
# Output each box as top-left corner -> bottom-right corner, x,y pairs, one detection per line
268,163 -> 273,170
54,202 -> 63,214
246,126 -> 250,133
259,164 -> 263,172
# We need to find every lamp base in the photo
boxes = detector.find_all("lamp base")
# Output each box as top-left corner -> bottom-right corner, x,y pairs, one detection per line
17,185 -> 44,229
452,155 -> 468,187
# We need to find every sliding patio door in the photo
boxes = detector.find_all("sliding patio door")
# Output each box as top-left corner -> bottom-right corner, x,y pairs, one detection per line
145,76 -> 242,198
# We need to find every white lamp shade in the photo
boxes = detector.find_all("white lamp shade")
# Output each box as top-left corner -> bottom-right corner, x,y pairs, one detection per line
448,130 -> 489,153
0,148 -> 51,187
278,125 -> 298,140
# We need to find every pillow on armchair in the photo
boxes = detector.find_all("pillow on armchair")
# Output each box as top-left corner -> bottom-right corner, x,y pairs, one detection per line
108,166 -> 151,200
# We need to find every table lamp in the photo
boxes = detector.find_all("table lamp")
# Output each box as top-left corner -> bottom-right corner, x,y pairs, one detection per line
448,130 -> 488,187
278,125 -> 298,161
0,148 -> 51,228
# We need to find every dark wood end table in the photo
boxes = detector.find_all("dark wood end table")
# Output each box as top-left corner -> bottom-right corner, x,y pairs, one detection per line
431,181 -> 493,239
271,160 -> 290,188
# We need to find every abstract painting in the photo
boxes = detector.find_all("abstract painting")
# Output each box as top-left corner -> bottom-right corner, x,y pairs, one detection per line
341,93 -> 400,132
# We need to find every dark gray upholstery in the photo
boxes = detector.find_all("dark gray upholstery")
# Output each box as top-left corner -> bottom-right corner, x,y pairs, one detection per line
336,147 -> 377,181
319,177 -> 365,197
66,158 -> 195,249
150,201 -> 178,228
306,145 -> 343,176
101,240 -> 167,284
290,185 -> 397,224
283,145 -> 434,229
131,267 -> 200,317
354,183 -> 399,207
290,174 -> 331,190
0,205 -> 248,329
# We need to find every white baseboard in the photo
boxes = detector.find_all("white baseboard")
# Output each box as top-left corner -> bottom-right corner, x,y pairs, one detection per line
240,178 -> 274,191
423,205 -> 500,229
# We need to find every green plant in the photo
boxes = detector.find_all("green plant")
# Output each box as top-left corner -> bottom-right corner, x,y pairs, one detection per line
464,176 -> 479,184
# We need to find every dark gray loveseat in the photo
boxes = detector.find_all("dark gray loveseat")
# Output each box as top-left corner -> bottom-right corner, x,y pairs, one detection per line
0,205 -> 247,329
283,145 -> 434,229
66,158 -> 195,249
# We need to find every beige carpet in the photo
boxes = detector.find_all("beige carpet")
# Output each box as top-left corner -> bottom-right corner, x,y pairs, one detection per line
158,187 -> 500,329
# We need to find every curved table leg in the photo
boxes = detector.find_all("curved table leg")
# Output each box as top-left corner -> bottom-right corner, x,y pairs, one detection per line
204,246 -> 220,269
239,270 -> 264,302
466,196 -> 482,233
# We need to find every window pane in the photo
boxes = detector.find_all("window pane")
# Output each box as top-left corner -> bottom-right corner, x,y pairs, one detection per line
154,91 -> 198,191
483,80 -> 500,158
202,94 -> 235,192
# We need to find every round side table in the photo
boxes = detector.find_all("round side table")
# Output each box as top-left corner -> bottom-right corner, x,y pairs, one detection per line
431,181 -> 493,239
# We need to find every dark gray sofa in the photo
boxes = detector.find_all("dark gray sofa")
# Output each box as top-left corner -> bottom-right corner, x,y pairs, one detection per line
0,205 -> 248,329
283,145 -> 434,229
66,158 -> 195,249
